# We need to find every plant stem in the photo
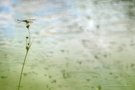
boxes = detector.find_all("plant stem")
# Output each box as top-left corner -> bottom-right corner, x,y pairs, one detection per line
28,28 -> 31,44
17,50 -> 29,90
18,27 -> 31,90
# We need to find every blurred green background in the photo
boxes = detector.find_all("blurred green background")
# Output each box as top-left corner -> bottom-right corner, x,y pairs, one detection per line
0,0 -> 135,90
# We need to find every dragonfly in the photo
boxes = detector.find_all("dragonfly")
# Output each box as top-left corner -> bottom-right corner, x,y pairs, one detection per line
17,19 -> 35,29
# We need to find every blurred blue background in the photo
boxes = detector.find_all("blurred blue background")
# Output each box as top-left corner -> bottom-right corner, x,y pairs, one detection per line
0,0 -> 135,90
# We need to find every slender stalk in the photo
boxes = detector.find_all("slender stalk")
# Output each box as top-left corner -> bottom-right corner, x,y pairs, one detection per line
17,19 -> 35,90
17,50 -> 29,90
17,27 -> 32,90
28,28 -> 31,44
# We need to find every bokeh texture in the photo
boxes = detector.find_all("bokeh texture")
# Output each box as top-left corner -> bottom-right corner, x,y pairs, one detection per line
0,0 -> 135,90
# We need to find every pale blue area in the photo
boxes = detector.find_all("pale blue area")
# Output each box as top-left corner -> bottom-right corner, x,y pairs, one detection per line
0,0 -> 79,39
11,0 -> 20,4
0,5 -> 12,13
1,24 -> 15,39
28,0 -> 76,17
35,6 -> 67,16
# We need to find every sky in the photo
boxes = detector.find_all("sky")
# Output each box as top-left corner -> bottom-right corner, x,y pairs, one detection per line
0,0 -> 134,50
0,0 -> 135,54
0,0 -> 81,41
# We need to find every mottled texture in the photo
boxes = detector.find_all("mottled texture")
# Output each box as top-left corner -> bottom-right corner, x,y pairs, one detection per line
0,0 -> 135,90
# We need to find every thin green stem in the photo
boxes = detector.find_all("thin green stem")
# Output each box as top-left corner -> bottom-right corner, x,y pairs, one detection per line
17,50 -> 29,90
17,27 -> 32,90
28,29 -> 31,44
